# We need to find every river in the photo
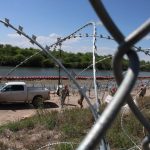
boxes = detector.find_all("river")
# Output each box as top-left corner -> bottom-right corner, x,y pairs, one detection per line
0,66 -> 150,77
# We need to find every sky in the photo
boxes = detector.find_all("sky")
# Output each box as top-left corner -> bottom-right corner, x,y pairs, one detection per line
0,0 -> 150,61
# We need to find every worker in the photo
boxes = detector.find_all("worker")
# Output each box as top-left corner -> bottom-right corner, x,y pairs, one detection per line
60,85 -> 69,108
78,86 -> 86,108
138,84 -> 147,108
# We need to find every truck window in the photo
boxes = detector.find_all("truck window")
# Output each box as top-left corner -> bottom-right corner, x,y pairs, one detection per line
11,85 -> 24,91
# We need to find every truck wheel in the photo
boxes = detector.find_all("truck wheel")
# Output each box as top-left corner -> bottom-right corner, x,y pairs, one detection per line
32,96 -> 44,108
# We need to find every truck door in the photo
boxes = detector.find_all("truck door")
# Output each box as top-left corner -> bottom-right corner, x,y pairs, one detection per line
10,85 -> 26,102
0,85 -> 13,102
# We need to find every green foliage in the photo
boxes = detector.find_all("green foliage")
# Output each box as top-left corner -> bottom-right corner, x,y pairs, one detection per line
106,114 -> 134,149
13,54 -> 26,64
57,108 -> 93,142
106,108 -> 150,149
0,44 -> 100,69
0,44 -> 149,71
26,54 -> 45,67
6,122 -> 21,132
43,59 -> 55,67
20,48 -> 34,57
0,117 -> 36,133
0,45 -> 50,67
36,109 -> 58,130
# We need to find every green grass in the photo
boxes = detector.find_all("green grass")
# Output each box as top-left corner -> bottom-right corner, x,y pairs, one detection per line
0,117 -> 36,133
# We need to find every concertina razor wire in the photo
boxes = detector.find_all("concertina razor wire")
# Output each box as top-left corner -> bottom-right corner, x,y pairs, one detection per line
0,0 -> 150,149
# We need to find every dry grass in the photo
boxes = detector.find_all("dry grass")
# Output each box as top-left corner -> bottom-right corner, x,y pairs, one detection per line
0,96 -> 149,149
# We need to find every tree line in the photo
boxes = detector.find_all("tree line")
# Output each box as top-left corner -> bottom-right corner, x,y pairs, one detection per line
0,44 -> 150,71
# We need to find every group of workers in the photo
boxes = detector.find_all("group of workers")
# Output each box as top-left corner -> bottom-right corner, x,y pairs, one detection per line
56,84 -> 86,108
104,83 -> 147,108
55,82 -> 147,109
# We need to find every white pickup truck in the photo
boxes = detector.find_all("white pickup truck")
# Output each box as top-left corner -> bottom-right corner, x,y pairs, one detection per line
0,81 -> 50,107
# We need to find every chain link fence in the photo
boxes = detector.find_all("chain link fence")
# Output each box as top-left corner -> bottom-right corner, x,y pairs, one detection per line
0,0 -> 150,149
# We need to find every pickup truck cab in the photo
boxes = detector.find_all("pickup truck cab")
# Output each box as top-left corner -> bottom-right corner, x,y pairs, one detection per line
0,81 -> 50,107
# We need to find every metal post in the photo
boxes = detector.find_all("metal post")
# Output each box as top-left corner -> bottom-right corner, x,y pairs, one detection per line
57,37 -> 62,86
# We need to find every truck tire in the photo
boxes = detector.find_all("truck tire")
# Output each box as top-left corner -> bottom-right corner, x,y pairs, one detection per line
32,96 -> 44,108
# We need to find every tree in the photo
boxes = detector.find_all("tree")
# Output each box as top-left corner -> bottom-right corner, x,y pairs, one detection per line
26,54 -> 44,67
43,59 -> 55,67
13,54 -> 26,65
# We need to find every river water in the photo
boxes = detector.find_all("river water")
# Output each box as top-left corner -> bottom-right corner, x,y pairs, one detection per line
0,66 -> 150,77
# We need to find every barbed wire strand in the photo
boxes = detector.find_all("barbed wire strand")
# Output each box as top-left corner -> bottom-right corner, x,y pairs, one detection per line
5,51 -> 41,77
76,56 -> 112,77
75,33 -> 150,56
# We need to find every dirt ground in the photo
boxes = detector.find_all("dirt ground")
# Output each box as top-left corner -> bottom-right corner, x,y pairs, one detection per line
0,84 -> 149,126
0,89 -> 94,125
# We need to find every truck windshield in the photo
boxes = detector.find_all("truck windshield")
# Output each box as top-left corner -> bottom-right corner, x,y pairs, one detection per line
1,84 -> 24,92
0,83 -> 5,90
